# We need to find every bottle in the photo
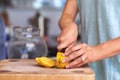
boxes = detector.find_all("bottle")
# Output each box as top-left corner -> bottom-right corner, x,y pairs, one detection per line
7,25 -> 48,59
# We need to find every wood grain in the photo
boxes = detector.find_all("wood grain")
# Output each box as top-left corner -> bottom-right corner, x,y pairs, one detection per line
0,59 -> 95,80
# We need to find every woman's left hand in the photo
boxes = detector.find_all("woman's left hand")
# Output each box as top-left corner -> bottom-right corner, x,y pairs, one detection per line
62,43 -> 103,68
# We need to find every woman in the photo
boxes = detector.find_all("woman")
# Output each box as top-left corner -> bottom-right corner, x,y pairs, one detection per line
57,0 -> 120,80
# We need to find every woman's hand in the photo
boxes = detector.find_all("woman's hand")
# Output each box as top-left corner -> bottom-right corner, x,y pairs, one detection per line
63,37 -> 120,68
63,43 -> 104,68
57,22 -> 78,51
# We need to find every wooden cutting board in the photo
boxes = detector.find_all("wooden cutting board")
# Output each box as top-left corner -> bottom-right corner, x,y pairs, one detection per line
0,59 -> 95,80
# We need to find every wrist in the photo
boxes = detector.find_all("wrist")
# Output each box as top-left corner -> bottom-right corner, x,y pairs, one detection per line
59,14 -> 75,30
59,20 -> 73,30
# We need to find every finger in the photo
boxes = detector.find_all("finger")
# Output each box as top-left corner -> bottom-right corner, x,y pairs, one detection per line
73,60 -> 87,68
73,50 -> 90,68
72,43 -> 87,51
65,56 -> 83,69
65,42 -> 76,52
57,35 -> 64,44
73,54 -> 89,68
63,47 -> 87,63
65,43 -> 87,56
66,47 -> 91,68
64,42 -> 76,56
65,44 -> 82,56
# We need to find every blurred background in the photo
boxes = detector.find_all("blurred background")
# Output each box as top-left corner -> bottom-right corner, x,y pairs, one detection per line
0,0 -> 80,58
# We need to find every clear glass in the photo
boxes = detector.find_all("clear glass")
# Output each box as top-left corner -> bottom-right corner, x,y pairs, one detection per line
7,25 -> 48,59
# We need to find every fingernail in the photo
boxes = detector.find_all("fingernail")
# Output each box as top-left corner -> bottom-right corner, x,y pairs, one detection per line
62,54 -> 65,56
62,59 -> 66,63
66,65 -> 70,69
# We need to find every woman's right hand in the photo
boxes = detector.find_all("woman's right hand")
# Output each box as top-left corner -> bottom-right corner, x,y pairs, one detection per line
57,22 -> 78,51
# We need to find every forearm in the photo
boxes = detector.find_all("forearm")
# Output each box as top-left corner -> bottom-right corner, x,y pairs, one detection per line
59,0 -> 78,30
96,37 -> 120,59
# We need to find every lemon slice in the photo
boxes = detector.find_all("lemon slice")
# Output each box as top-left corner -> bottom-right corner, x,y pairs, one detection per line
35,57 -> 41,65
39,57 -> 55,68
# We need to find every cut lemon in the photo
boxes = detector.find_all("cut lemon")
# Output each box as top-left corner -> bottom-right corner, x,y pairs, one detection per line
38,57 -> 55,68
